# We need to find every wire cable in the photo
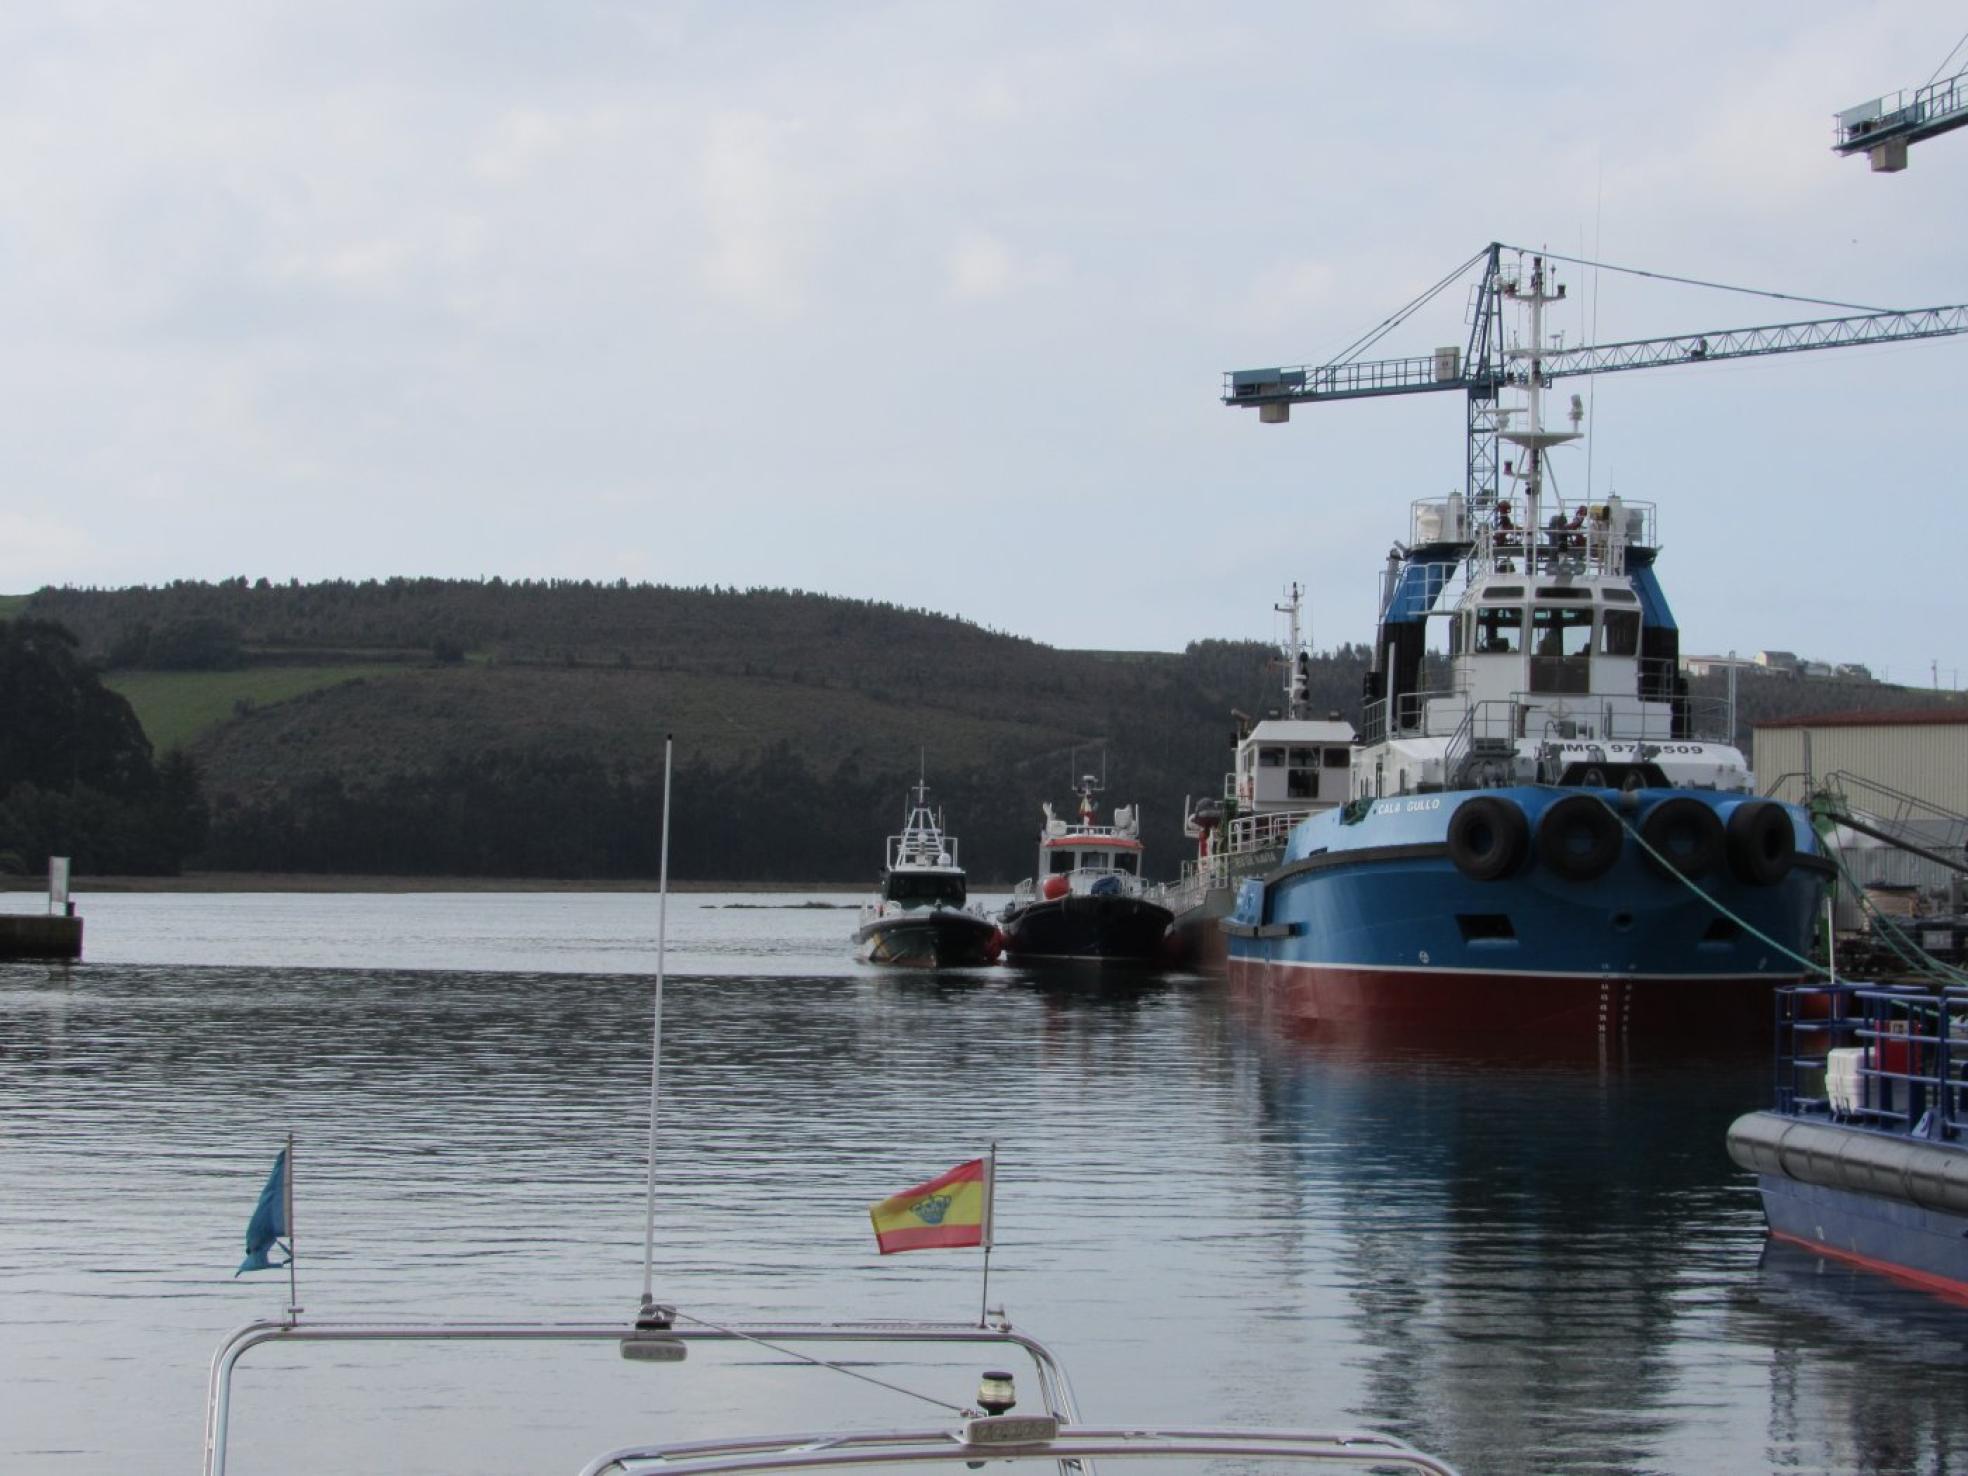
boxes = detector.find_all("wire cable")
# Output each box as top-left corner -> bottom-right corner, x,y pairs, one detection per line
669,1311 -> 970,1415
1323,246 -> 1491,368
1926,27 -> 1968,87
1499,244 -> 1890,315
1578,790 -> 1830,977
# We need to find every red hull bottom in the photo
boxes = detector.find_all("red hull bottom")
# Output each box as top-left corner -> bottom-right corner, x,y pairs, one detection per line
1225,958 -> 1786,1047
1768,1230 -> 1968,1308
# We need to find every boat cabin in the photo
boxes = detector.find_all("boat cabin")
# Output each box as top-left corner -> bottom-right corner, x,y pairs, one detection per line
1232,717 -> 1355,812
1042,834 -> 1142,879
882,868 -> 967,908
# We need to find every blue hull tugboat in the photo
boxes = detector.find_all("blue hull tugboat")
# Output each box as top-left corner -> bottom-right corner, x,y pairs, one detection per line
1730,983 -> 1968,1302
1222,255 -> 1831,1044
854,780 -> 1002,968
1001,774 -> 1172,965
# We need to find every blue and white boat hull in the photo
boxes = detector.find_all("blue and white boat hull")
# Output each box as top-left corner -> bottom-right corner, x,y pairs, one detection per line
1224,787 -> 1830,1043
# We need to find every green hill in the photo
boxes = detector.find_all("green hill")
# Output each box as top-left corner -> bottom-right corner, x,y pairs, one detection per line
24,579 -> 1356,882
23,577 -> 1948,883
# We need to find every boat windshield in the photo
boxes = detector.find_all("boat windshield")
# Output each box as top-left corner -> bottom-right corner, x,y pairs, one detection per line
884,871 -> 966,906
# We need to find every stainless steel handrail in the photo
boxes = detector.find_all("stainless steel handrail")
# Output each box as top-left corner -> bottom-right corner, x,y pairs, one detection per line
579,1424 -> 1462,1476
203,1316 -> 1085,1476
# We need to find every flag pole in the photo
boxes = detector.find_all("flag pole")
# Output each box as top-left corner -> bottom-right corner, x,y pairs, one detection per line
978,1142 -> 997,1327
640,734 -> 674,1315
284,1132 -> 299,1324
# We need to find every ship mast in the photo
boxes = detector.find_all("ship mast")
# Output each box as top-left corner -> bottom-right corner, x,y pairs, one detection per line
1497,255 -> 1580,537
1275,582 -> 1312,721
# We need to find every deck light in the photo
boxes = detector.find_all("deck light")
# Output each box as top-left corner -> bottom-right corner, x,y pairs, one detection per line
976,1371 -> 1017,1415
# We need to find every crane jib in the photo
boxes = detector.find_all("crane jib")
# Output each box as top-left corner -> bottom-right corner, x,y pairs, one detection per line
1225,304 -> 1968,408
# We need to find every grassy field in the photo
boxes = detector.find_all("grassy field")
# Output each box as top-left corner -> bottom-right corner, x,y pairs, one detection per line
105,665 -> 408,752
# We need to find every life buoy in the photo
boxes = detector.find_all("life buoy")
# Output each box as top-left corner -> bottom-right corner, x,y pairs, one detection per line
1041,874 -> 1071,901
1726,801 -> 1795,886
1639,797 -> 1725,880
1445,795 -> 1530,881
1536,793 -> 1623,881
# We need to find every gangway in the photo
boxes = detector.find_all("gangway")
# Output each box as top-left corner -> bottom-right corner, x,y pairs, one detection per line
1835,59 -> 1968,170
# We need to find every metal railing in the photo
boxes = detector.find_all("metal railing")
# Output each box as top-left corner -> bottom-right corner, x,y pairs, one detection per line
1836,67 -> 1968,152
1465,500 -> 1659,578
1775,984 -> 1968,1139
1009,868 -> 1152,907
1362,681 -> 1731,749
205,1315 -> 1087,1476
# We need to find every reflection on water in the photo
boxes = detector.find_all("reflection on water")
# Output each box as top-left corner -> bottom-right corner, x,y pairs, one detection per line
2,894 -> 1967,1474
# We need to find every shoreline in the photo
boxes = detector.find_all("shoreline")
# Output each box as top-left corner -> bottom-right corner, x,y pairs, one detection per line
0,873 -> 879,895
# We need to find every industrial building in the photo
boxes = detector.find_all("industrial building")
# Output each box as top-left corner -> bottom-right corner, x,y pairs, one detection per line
1756,707 -> 1968,938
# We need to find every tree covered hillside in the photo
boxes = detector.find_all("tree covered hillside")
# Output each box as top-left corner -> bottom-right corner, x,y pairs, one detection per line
0,619 -> 208,874
24,580 -> 1366,881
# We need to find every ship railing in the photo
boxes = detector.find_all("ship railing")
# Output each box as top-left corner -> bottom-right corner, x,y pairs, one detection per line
1361,684 -> 1470,744
1466,499 -> 1659,577
1773,983 -> 1968,1141
204,1315 -> 1092,1476
1010,869 -> 1151,906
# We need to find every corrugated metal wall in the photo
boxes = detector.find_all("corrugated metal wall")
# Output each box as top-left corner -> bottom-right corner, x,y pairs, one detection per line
1756,721 -> 1968,928
1755,724 -> 1968,815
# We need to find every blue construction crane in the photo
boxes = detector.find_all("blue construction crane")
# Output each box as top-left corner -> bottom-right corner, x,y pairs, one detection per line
1225,243 -> 1968,509
1835,47 -> 1968,171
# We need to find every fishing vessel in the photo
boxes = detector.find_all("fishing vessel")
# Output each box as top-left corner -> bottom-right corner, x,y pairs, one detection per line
1221,253 -> 1831,1043
1000,774 -> 1172,964
1729,982 -> 1968,1301
853,779 -> 1002,967
1156,584 -> 1354,971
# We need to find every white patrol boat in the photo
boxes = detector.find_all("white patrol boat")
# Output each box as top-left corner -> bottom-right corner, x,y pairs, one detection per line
854,779 -> 1002,968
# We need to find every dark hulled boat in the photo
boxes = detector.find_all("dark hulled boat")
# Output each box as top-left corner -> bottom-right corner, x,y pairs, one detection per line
1000,775 -> 1172,965
854,780 -> 1002,968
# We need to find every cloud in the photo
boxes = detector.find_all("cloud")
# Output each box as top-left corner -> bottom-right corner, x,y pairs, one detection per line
700,110 -> 812,317
0,513 -> 92,585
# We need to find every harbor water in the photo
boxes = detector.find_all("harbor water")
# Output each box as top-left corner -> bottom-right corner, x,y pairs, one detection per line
3,891 -> 1967,1475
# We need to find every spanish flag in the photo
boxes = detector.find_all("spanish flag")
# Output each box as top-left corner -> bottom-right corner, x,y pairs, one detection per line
869,1157 -> 993,1254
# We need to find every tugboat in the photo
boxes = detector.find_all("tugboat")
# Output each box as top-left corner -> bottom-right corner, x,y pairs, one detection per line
1223,253 -> 1832,1044
854,779 -> 1002,968
1156,584 -> 1353,971
1000,774 -> 1172,965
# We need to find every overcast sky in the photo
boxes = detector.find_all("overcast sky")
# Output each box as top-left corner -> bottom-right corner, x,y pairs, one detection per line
3,2 -> 1965,681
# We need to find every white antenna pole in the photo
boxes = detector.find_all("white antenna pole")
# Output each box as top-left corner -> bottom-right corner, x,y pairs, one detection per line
978,1142 -> 997,1327
285,1132 -> 298,1323
641,734 -> 675,1312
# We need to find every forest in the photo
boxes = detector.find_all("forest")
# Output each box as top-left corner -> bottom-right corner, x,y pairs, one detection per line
5,578 -> 1955,882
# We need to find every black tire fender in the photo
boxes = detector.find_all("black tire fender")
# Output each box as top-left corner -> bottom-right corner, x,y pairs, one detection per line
1726,801 -> 1796,886
1639,796 -> 1726,880
1536,793 -> 1624,881
1445,795 -> 1530,881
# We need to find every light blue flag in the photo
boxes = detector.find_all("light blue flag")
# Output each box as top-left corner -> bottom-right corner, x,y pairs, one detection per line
237,1149 -> 290,1275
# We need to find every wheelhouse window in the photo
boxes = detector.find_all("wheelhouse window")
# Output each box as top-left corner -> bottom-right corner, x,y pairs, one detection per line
1113,852 -> 1139,876
1600,609 -> 1641,657
1533,605 -> 1594,657
1258,746 -> 1284,768
885,872 -> 966,906
1287,746 -> 1319,799
1048,850 -> 1075,875
1324,746 -> 1350,768
1474,605 -> 1524,654
1530,605 -> 1594,693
